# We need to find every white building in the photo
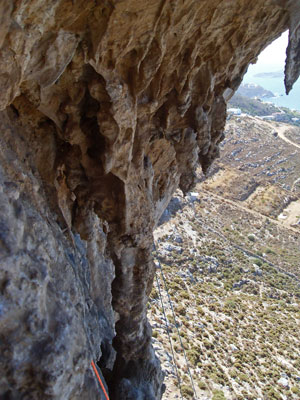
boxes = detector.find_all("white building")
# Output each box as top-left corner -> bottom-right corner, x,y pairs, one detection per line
227,108 -> 241,115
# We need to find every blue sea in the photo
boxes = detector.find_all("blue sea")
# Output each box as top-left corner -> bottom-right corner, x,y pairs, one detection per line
243,66 -> 300,111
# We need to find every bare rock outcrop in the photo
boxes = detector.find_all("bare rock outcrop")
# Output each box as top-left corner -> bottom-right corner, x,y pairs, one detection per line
0,1 -> 299,399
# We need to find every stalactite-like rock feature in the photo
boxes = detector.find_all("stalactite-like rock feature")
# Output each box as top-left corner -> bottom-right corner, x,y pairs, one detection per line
0,1 -> 299,399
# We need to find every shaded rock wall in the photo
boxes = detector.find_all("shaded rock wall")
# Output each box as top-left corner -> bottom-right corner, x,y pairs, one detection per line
0,1 -> 299,399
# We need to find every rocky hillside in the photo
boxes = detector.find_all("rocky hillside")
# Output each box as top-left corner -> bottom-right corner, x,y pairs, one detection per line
228,94 -> 281,117
148,117 -> 300,400
206,116 -> 300,219
236,83 -> 274,98
228,95 -> 300,126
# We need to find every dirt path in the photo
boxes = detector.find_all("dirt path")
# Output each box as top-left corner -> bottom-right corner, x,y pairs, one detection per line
254,119 -> 300,226
261,119 -> 300,150
276,125 -> 300,149
200,187 -> 300,234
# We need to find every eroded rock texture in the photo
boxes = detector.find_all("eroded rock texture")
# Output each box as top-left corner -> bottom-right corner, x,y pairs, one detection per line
0,1 -> 299,399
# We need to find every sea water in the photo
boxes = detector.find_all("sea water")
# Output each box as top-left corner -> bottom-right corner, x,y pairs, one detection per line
243,66 -> 300,111
241,30 -> 300,112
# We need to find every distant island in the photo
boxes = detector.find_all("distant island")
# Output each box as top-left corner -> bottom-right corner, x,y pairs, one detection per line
254,71 -> 284,79
237,83 -> 274,98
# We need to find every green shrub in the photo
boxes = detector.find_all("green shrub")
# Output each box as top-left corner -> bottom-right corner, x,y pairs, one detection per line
179,290 -> 190,300
248,234 -> 255,242
176,304 -> 186,315
291,386 -> 300,395
212,389 -> 226,400
253,259 -> 263,267
197,306 -> 205,315
198,380 -> 207,390
181,385 -> 194,398
186,349 -> 200,366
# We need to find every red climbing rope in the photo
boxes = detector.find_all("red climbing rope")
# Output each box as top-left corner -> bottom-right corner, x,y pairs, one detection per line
91,360 -> 110,400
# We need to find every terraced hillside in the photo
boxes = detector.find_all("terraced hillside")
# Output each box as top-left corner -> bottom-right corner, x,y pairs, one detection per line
204,116 -> 300,227
148,117 -> 300,400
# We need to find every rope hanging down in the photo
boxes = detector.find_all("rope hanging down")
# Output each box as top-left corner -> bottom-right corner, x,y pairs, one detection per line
155,272 -> 184,400
154,242 -> 198,400
91,360 -> 110,400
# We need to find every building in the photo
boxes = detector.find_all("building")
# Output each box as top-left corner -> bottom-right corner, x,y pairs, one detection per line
227,108 -> 241,115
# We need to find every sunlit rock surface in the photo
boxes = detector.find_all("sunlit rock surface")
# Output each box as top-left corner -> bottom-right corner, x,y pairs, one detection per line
0,1 -> 299,399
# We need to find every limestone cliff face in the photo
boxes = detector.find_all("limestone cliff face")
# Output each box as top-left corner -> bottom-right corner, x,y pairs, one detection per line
0,1 -> 299,399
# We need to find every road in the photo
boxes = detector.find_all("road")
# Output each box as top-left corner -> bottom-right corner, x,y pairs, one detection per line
276,125 -> 300,149
200,188 -> 299,234
262,119 -> 300,150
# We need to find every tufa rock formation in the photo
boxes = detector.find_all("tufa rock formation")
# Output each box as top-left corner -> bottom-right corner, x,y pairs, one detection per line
0,1 -> 299,399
